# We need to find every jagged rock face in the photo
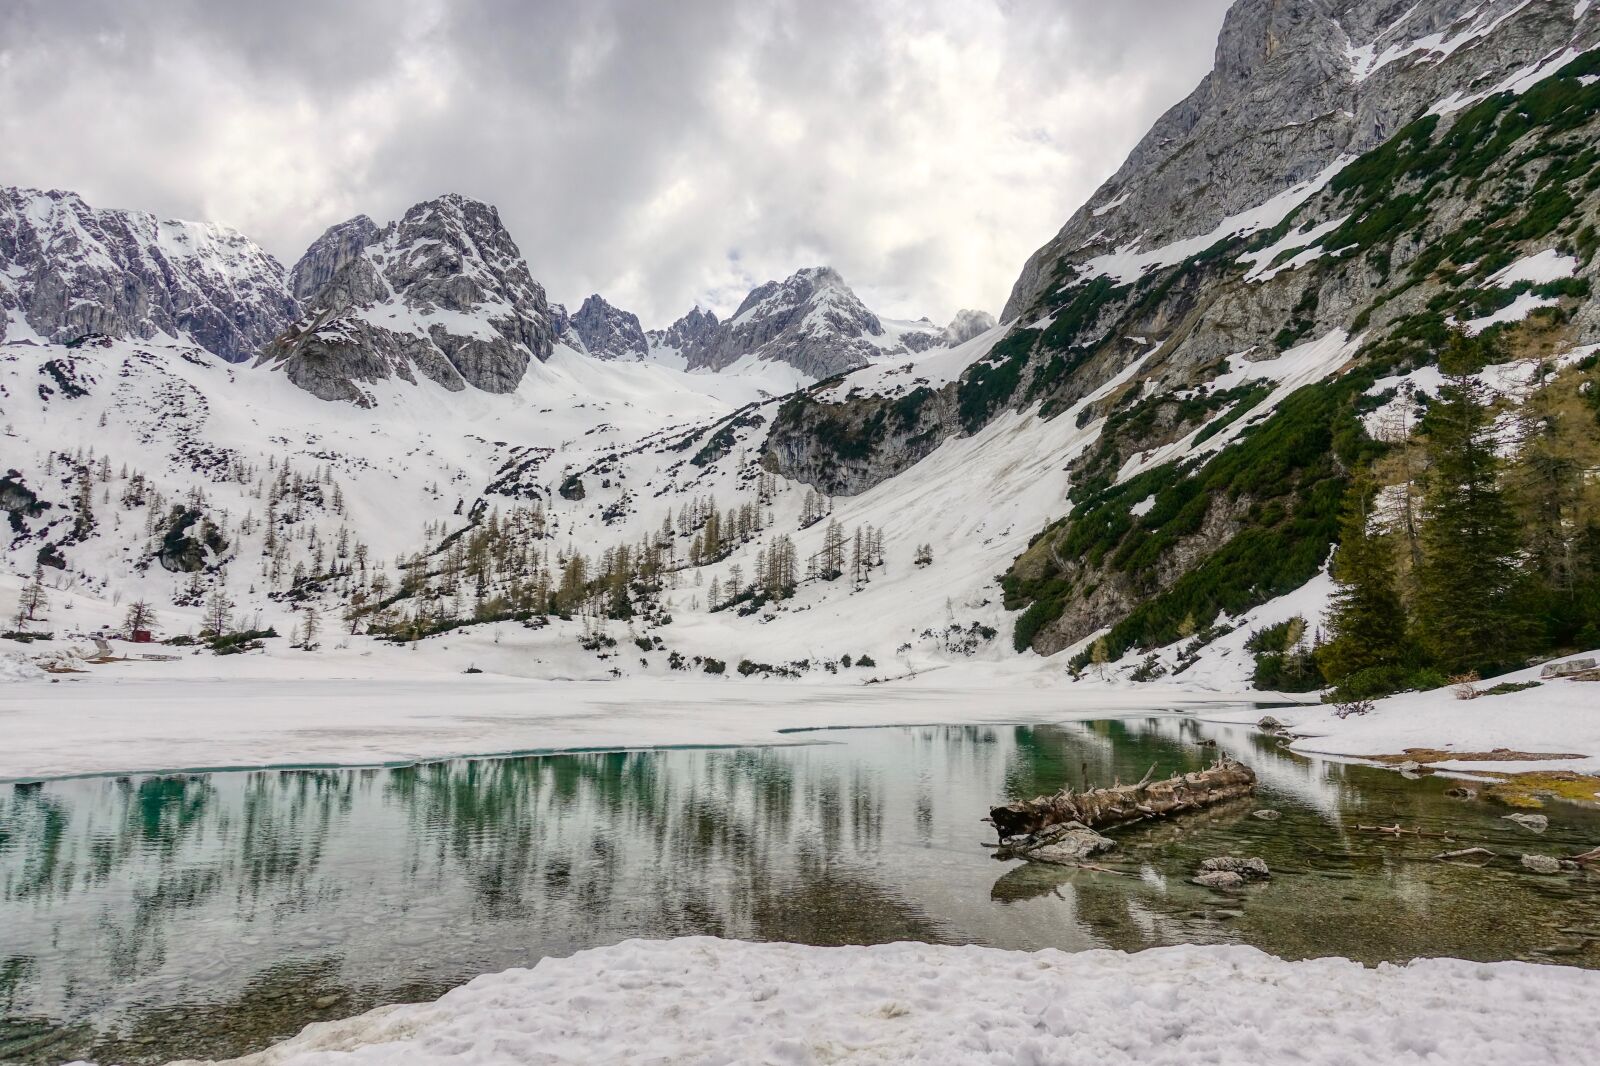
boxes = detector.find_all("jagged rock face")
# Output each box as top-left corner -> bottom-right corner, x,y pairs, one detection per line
646,306 -> 721,363
1003,0 -> 1592,323
258,194 -> 554,404
0,186 -> 297,362
289,215 -> 381,304
943,309 -> 997,346
569,294 -> 649,360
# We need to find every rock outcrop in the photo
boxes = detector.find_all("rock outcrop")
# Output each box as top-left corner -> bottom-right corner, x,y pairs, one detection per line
257,194 -> 554,404
646,306 -> 721,365
0,186 -> 297,362
568,294 -> 649,361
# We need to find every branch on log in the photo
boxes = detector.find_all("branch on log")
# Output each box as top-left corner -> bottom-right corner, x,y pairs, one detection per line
988,758 -> 1257,842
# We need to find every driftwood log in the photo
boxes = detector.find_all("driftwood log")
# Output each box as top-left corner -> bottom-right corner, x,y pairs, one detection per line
988,758 -> 1257,842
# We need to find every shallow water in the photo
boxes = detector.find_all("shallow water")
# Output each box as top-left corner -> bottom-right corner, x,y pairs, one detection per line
2,714 -> 1597,1064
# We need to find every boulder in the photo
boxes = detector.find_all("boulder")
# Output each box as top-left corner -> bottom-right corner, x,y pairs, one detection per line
1520,854 -> 1563,875
1256,716 -> 1284,731
1199,856 -> 1271,881
1021,823 -> 1117,866
1194,870 -> 1245,889
1541,658 -> 1596,678
1503,813 -> 1549,832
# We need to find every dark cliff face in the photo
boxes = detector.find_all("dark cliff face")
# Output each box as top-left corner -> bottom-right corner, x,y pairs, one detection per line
257,193 -> 554,403
647,306 -> 721,362
289,216 -> 382,305
0,186 -> 298,362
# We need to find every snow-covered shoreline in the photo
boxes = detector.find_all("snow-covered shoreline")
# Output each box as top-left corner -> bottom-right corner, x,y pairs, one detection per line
1197,651 -> 1600,777
0,669 -> 1278,782
182,937 -> 1600,1066
5,650 -> 1598,785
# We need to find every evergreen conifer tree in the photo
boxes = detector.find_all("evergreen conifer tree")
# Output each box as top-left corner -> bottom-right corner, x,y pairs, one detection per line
1415,340 -> 1528,673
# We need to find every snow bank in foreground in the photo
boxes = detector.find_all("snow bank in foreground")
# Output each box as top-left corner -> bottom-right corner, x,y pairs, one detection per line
0,653 -> 46,683
188,937 -> 1598,1066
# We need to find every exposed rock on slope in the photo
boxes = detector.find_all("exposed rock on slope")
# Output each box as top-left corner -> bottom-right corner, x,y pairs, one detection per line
0,186 -> 297,362
647,306 -> 721,365
568,294 -> 649,361
257,194 -> 554,404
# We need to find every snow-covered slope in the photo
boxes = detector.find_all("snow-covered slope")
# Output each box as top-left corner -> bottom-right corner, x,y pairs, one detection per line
256,194 -> 554,405
0,186 -> 297,361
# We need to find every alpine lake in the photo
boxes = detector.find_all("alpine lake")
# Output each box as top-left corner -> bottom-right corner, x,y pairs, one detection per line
3,712 -> 1598,1064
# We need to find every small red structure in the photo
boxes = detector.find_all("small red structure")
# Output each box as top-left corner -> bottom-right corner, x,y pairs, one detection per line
131,629 -> 154,644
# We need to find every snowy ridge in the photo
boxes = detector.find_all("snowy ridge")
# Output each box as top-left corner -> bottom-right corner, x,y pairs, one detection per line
0,186 -> 297,362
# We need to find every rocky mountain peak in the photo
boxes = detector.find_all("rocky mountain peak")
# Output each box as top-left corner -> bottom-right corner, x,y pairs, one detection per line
569,294 -> 649,361
257,194 -> 553,405
0,185 -> 297,362
644,305 -> 721,365
1003,0 -> 1594,322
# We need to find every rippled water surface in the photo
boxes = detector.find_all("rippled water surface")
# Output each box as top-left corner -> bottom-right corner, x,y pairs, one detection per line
3,714 -> 1598,1063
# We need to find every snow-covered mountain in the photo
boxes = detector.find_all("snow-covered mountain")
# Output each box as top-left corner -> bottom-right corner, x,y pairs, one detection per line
0,186 -> 297,362
684,266 -> 943,378
571,269 -> 950,380
4,0 -> 1599,694
257,194 -> 554,406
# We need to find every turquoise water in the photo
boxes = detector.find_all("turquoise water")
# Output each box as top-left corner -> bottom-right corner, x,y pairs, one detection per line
2,715 -> 1597,1064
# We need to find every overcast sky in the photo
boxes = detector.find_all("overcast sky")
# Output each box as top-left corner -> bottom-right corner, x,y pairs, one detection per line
2,0 -> 1232,328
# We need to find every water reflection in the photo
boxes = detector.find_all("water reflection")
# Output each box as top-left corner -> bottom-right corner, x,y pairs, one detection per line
1,717 -> 1598,1064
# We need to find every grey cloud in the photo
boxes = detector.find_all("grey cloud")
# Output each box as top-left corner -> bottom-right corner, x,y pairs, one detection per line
0,0 -> 1233,327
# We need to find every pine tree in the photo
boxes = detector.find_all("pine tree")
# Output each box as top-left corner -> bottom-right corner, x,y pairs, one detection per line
21,565 -> 49,622
299,606 -> 321,650
1317,475 -> 1410,693
1415,354 -> 1528,673
123,599 -> 157,635
203,586 -> 234,638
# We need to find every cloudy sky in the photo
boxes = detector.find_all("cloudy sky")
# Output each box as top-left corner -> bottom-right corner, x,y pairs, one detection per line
2,0 -> 1232,328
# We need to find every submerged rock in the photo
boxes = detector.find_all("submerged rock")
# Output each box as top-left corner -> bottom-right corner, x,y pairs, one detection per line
1251,809 -> 1282,821
1199,856 -> 1271,881
1504,813 -> 1549,832
1022,823 -> 1117,866
1194,870 -> 1245,889
1520,854 -> 1563,875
